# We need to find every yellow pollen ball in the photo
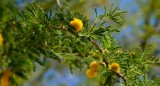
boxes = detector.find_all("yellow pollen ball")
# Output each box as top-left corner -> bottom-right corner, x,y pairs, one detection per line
0,34 -> 4,45
86,69 -> 97,78
109,62 -> 120,73
70,18 -> 83,32
90,61 -> 99,71
0,70 -> 13,86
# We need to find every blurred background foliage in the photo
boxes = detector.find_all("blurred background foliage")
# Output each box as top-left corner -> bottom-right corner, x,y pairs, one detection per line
0,0 -> 160,86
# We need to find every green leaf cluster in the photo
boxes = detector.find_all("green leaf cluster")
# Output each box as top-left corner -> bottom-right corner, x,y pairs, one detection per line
0,1 -> 159,86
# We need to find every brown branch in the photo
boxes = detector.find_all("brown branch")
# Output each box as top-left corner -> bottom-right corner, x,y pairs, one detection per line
92,40 -> 109,65
49,25 -> 66,31
115,72 -> 127,86
91,40 -> 127,85
102,58 -> 109,67
102,57 -> 127,86
56,0 -> 62,8
91,40 -> 102,53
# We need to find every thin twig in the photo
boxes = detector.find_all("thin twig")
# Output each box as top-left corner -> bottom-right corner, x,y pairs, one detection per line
102,58 -> 109,67
91,40 -> 102,52
56,0 -> 62,8
49,25 -> 66,31
115,72 -> 127,86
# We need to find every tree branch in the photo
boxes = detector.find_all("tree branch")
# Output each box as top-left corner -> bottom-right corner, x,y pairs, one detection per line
56,0 -> 62,8
115,72 -> 127,86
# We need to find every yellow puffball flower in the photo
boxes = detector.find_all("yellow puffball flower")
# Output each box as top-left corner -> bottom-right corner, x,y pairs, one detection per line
0,34 -> 4,45
0,70 -> 13,86
90,61 -> 99,71
86,69 -> 97,78
109,62 -> 120,73
70,18 -> 83,32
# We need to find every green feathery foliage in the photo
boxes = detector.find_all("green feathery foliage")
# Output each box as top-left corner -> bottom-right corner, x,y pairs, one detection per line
0,1 -> 160,86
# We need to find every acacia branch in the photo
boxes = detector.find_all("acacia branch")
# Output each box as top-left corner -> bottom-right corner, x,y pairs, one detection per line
91,40 -> 102,53
115,72 -> 127,86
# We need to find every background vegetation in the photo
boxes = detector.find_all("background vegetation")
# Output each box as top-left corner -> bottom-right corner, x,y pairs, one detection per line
0,0 -> 160,86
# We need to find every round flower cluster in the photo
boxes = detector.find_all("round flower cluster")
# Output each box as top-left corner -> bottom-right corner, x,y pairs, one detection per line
109,62 -> 120,73
70,18 -> 83,32
0,70 -> 13,86
86,61 -> 99,78
0,34 -> 3,45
